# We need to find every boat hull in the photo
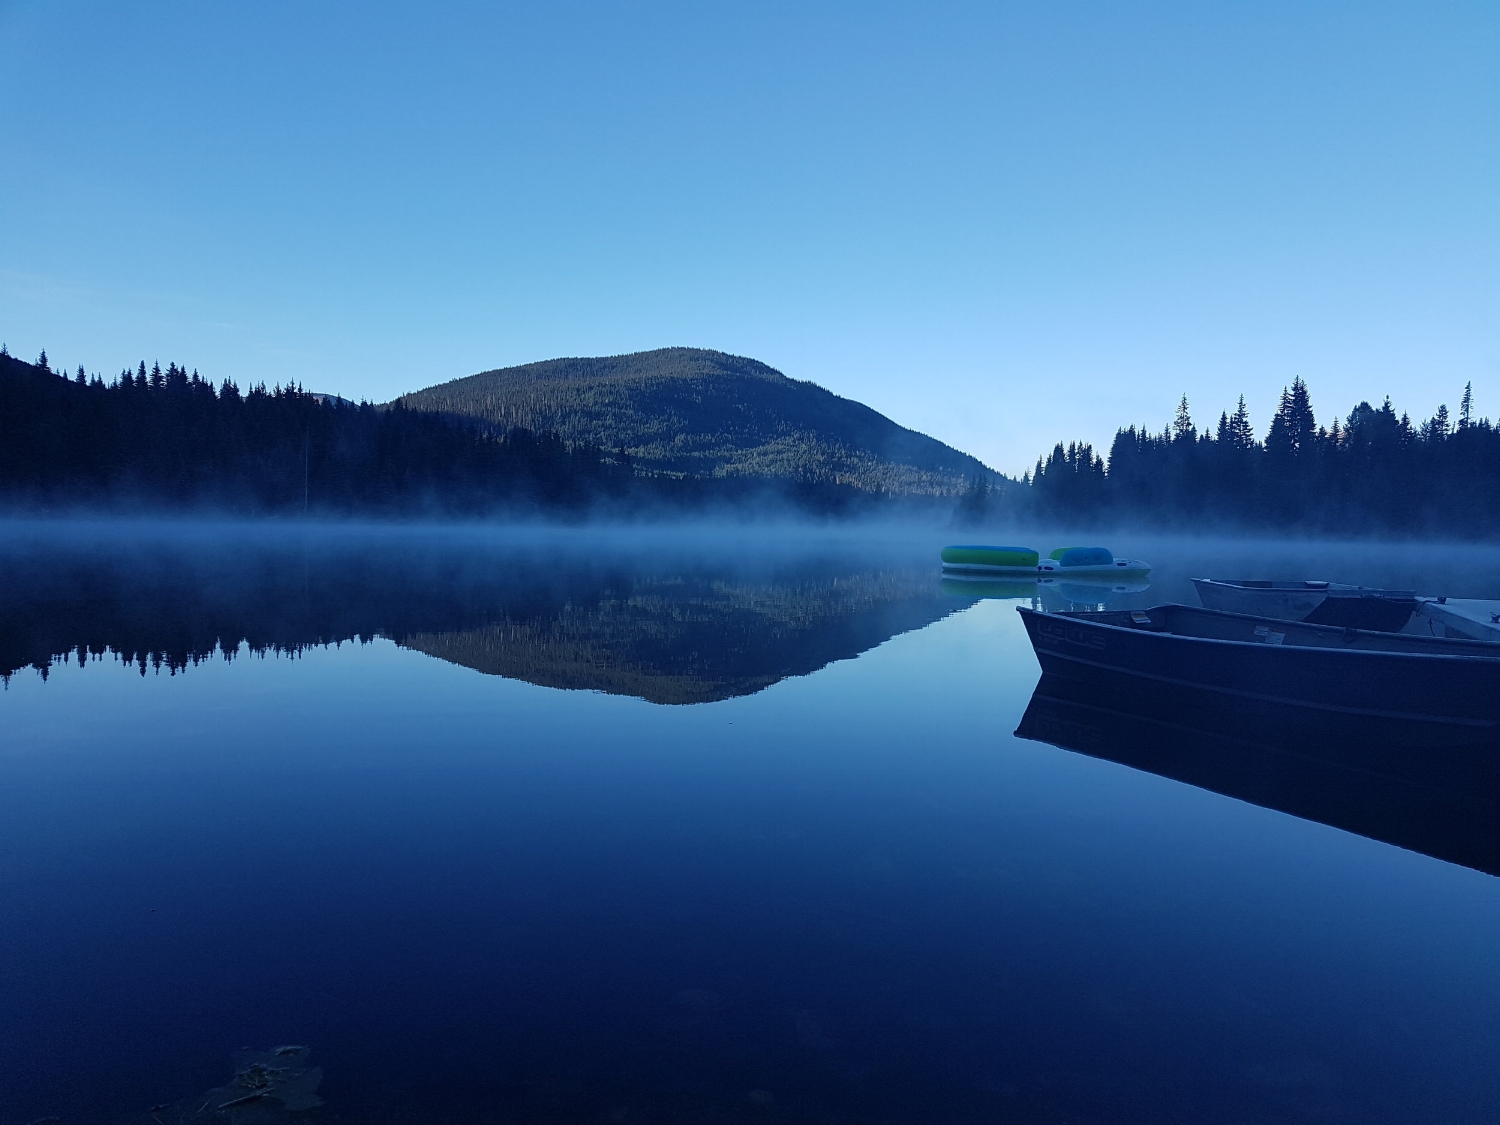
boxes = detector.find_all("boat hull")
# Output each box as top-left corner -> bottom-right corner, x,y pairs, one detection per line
1017,605 -> 1500,732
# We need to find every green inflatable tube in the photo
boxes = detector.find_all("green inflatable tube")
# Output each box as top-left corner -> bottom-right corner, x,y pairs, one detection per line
940,545 -> 1040,569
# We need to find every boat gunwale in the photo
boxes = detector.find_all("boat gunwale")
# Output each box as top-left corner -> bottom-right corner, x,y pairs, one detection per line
1192,577 -> 1417,599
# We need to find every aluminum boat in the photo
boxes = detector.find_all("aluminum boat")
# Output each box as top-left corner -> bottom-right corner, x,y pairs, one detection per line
1018,603 -> 1500,731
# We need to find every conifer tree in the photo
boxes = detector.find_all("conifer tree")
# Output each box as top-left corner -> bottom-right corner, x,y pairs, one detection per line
1228,396 -> 1254,449
1173,395 -> 1195,442
1267,379 -> 1316,457
1426,404 -> 1449,442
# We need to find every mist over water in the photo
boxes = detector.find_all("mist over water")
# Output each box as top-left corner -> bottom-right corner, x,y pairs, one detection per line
6,521 -> 1500,1124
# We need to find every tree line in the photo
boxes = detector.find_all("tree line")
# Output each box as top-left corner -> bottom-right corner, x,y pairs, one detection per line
0,349 -> 899,517
956,378 -> 1500,535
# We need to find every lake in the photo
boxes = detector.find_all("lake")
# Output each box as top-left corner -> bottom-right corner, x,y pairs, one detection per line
5,523 -> 1500,1124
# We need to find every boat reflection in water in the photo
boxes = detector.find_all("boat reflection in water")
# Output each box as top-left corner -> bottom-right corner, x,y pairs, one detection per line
941,573 -> 1151,611
1016,671 -> 1500,878
1038,576 -> 1151,612
940,574 -> 1043,601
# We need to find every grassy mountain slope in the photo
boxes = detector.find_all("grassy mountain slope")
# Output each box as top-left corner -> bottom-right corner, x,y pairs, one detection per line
396,347 -> 992,496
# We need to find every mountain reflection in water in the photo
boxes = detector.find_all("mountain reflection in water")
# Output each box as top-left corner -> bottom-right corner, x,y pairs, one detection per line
0,528 -> 965,703
1017,672 -> 1500,878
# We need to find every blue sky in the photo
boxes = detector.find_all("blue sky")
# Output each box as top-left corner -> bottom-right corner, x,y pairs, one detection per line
2,0 -> 1495,474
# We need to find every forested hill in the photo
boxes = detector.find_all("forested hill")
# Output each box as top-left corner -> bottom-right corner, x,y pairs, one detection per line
0,351 -> 627,513
0,350 -> 946,517
395,347 -> 991,497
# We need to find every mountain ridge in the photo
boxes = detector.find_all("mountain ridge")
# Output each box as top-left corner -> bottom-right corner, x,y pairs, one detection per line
395,347 -> 993,497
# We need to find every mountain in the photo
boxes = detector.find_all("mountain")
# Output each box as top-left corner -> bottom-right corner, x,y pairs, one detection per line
395,347 -> 992,496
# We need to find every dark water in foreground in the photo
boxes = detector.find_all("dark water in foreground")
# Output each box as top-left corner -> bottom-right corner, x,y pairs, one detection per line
5,524 -> 1500,1124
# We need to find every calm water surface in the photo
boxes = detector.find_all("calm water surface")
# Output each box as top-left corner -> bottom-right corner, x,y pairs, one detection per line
4,524 -> 1500,1124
